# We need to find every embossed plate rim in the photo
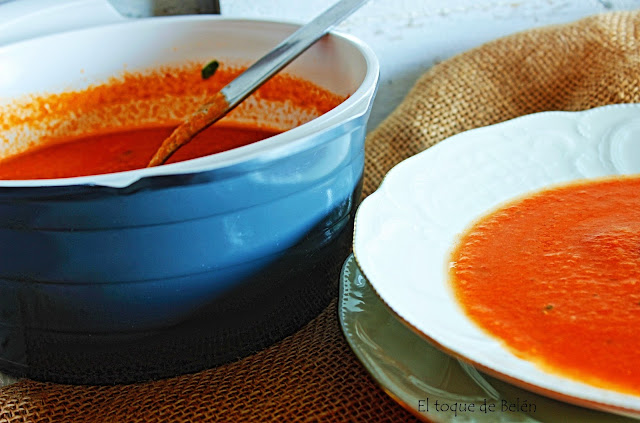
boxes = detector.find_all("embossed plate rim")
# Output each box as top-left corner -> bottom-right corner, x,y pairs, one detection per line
353,104 -> 640,417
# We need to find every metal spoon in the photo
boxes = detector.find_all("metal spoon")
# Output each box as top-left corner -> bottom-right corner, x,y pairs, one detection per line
147,0 -> 370,167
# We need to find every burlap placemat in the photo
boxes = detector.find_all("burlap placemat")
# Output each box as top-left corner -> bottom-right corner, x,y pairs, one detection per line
2,10 -> 640,423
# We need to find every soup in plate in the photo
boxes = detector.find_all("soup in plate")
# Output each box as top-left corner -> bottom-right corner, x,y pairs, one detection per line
449,176 -> 640,395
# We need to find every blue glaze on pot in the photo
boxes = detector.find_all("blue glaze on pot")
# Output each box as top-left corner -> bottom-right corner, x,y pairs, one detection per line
0,122 -> 366,330
0,112 -> 372,383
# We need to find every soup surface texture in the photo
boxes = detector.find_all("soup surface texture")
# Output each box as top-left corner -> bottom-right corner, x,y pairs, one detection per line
0,62 -> 346,179
449,176 -> 640,395
0,125 -> 279,179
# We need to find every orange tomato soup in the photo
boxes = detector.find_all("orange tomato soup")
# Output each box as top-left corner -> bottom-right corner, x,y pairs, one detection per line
0,62 -> 346,180
449,176 -> 640,394
0,124 -> 279,179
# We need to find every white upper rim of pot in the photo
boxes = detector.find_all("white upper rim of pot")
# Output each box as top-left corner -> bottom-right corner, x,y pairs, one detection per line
0,16 -> 379,189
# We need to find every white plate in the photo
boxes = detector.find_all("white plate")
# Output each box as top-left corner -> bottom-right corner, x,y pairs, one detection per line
353,104 -> 640,418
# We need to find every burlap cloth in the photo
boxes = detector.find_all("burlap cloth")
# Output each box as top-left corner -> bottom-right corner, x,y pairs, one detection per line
2,11 -> 640,422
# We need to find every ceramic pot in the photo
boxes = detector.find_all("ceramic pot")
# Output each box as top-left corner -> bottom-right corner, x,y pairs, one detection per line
0,0 -> 378,383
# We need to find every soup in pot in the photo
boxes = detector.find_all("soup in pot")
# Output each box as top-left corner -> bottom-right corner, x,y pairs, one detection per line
0,124 -> 280,179
0,62 -> 345,179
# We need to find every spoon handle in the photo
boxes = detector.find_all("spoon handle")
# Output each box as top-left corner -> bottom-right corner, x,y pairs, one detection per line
147,0 -> 369,167
220,0 -> 370,108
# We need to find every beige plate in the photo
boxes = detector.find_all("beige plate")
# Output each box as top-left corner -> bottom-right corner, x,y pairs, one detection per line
338,254 -> 637,423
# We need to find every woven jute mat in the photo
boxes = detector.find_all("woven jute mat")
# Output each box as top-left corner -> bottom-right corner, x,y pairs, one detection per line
2,11 -> 640,423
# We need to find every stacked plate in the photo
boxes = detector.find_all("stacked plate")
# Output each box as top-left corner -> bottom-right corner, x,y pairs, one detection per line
341,104 -> 640,422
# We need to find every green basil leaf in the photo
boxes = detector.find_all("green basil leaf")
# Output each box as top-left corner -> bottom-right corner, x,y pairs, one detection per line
201,60 -> 220,80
